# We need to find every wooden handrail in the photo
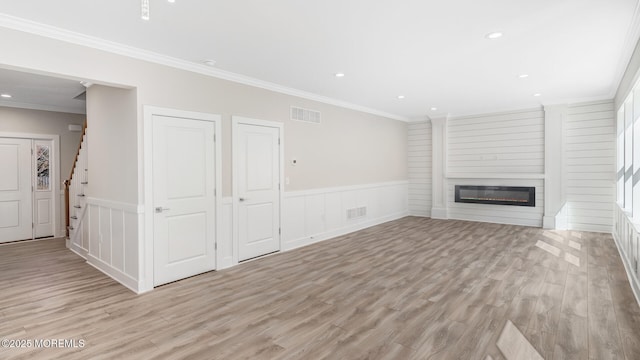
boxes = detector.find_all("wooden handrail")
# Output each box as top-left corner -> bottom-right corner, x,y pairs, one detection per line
65,120 -> 87,238
67,121 -> 88,183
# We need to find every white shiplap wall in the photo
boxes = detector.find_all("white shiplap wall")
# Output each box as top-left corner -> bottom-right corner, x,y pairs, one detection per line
448,109 -> 545,175
408,121 -> 432,216
447,109 -> 545,226
565,101 -> 615,232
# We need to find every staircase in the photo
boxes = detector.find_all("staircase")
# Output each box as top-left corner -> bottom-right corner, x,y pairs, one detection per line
65,123 -> 89,256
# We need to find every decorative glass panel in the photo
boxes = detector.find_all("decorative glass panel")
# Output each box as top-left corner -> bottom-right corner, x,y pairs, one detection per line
36,145 -> 50,191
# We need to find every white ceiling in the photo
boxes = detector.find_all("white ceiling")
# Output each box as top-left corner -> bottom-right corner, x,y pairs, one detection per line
0,0 -> 638,119
0,68 -> 86,114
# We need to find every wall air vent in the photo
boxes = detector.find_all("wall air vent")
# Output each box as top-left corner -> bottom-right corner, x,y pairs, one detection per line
291,106 -> 321,124
347,206 -> 367,220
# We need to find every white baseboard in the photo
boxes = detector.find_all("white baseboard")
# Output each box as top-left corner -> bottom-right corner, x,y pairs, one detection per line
86,254 -> 140,294
217,198 -> 233,270
217,257 -> 234,270
69,242 -> 88,259
409,210 -> 431,218
542,216 -> 556,229
283,210 -> 408,251
612,231 -> 640,308
430,207 -> 448,219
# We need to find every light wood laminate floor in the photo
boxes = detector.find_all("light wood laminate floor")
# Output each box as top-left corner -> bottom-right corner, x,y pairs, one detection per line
1,217 -> 639,359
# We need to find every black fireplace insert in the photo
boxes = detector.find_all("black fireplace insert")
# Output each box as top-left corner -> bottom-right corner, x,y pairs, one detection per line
454,185 -> 535,207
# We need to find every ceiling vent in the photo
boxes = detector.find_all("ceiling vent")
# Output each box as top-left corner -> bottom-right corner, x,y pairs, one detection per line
291,106 -> 321,124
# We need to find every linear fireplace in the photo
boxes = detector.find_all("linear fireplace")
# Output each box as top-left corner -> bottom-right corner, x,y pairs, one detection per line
455,185 -> 535,207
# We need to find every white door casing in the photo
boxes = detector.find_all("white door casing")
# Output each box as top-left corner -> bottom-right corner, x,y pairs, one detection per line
33,139 -> 55,238
152,114 -> 217,286
233,117 -> 282,262
0,138 -> 32,243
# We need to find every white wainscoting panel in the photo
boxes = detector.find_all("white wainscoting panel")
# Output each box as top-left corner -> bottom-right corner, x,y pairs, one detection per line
83,197 -> 141,292
408,121 -> 432,217
565,101 -> 615,232
282,181 -> 409,251
613,204 -> 640,306
69,204 -> 88,258
447,178 -> 544,227
218,197 -> 233,269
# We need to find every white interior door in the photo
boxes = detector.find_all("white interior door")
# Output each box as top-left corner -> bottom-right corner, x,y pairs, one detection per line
33,139 -> 54,238
236,122 -> 281,261
0,138 -> 33,243
153,115 -> 216,286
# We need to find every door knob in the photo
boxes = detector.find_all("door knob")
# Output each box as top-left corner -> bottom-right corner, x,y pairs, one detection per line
239,197 -> 247,202
155,207 -> 171,213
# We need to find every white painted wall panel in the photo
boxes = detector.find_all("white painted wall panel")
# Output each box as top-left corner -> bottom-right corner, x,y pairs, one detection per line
613,205 -> 640,305
283,181 -> 409,250
445,109 -> 545,226
447,109 -> 545,175
123,212 -> 138,279
305,194 -> 326,236
75,198 -> 141,292
282,196 -> 305,243
218,198 -> 233,269
99,208 -> 112,264
565,101 -> 615,232
111,209 -> 124,272
408,121 -> 431,217
89,204 -> 100,256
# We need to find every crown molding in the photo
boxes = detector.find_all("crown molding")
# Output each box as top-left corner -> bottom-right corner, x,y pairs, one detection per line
448,105 -> 544,120
611,0 -> 640,99
0,14 -> 409,122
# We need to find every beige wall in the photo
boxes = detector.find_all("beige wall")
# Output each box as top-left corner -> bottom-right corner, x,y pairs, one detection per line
0,27 -> 408,203
86,86 -> 138,203
0,106 -> 85,189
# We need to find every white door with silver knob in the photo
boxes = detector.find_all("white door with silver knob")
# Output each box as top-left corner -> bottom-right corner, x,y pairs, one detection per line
152,114 -> 217,286
0,138 -> 33,243
234,118 -> 281,262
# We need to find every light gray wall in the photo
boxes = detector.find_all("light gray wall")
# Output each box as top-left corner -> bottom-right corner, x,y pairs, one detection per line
0,106 -> 85,189
616,37 -> 640,108
0,28 -> 408,204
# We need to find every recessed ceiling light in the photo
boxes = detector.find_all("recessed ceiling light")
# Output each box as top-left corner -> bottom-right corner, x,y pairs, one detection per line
431,107 -> 437,111
397,95 -> 405,99
168,0 -> 175,3
1,94 -> 12,98
485,31 -> 503,39
204,59 -> 217,67
334,73 -> 345,78
519,74 -> 529,78
533,93 -> 541,97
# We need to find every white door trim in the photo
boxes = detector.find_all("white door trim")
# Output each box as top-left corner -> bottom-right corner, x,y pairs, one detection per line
0,132 -> 61,239
142,106 -> 222,293
231,116 -> 284,265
